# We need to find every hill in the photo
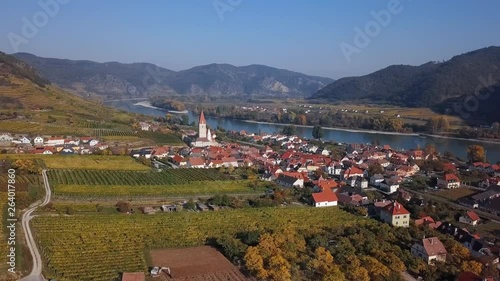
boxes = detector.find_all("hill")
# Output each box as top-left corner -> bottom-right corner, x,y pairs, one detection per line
13,53 -> 334,100
310,47 -> 500,114
0,51 -> 182,145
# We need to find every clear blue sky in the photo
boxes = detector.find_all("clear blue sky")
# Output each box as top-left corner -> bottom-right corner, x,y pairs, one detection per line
1,0 -> 499,79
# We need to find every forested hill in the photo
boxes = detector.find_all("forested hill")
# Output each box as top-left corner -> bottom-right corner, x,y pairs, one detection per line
310,47 -> 500,109
13,52 -> 334,100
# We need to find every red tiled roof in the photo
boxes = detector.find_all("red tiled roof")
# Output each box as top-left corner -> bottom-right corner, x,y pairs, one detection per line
466,211 -> 480,221
414,216 -> 435,226
443,173 -> 460,181
422,237 -> 447,256
382,201 -> 410,216
189,157 -> 205,166
312,190 -> 338,203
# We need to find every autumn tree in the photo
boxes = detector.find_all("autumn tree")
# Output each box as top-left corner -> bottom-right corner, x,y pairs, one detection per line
460,260 -> 483,275
360,255 -> 391,280
344,255 -> 370,281
307,247 -> 345,281
467,145 -> 486,163
368,162 -> 384,176
296,114 -> 307,125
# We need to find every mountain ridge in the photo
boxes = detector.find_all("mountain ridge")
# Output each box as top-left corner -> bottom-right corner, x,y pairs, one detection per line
310,46 -> 500,109
12,52 -> 334,100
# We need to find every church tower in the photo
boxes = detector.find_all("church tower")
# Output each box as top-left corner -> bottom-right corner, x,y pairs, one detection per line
198,110 -> 207,139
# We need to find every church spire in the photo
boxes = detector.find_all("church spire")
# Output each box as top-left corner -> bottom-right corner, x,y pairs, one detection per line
199,110 -> 206,125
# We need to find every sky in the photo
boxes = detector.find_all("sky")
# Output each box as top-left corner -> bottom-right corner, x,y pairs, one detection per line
1,0 -> 500,79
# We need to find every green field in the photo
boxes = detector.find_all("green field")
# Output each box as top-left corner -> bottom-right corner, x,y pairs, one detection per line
48,169 -> 230,185
53,181 -> 262,198
32,207 -> 365,281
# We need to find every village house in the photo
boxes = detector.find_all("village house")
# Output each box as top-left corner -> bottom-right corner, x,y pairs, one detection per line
456,272 -> 495,281
139,122 -> 151,131
379,177 -> 400,194
411,237 -> 447,265
188,157 -> 206,168
438,173 -> 461,189
459,211 -> 480,226
221,157 -> 238,168
370,174 -> 385,187
46,137 -> 65,146
33,136 -> 44,145
311,189 -> 338,207
324,161 -> 343,176
276,173 -> 304,188
18,136 -> 31,144
0,133 -> 14,142
341,166 -> 364,180
380,201 -> 410,227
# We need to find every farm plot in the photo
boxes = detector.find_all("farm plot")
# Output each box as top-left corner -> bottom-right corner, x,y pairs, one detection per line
32,207 -> 365,281
48,169 -> 230,186
42,155 -> 151,170
53,181 -> 261,198
0,174 -> 40,191
150,246 -> 252,281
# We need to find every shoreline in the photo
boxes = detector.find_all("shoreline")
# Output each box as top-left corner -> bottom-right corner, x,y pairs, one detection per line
134,101 -> 188,114
419,133 -> 500,145
241,119 -> 419,136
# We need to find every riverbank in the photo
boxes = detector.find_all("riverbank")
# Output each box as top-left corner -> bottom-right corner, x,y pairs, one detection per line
134,101 -> 188,114
419,133 -> 500,145
242,119 -> 419,136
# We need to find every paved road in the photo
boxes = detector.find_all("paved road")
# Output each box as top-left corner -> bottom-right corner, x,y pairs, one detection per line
20,170 -> 51,281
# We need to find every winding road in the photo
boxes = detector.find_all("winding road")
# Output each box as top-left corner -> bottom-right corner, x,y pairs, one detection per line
20,169 -> 51,281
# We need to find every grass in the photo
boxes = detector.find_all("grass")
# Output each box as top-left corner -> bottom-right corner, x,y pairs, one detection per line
32,207 -> 367,281
52,181 -> 264,198
435,187 -> 477,201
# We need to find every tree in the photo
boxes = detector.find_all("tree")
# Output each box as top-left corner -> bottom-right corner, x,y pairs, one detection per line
297,114 -> 307,125
307,247 -> 345,281
244,246 -> 268,280
312,125 -> 324,140
115,201 -> 131,213
368,162 -> 384,176
460,260 -> 483,275
467,145 -> 486,163
282,125 -> 297,136
424,143 -> 436,156
185,199 -> 196,210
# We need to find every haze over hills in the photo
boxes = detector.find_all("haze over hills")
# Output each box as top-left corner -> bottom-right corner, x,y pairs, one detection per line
310,47 -> 500,108
12,53 -> 334,100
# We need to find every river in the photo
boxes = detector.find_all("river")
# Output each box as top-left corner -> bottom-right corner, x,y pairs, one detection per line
106,100 -> 500,162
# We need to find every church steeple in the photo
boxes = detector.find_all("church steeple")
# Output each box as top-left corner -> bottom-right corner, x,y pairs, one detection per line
199,110 -> 206,125
198,110 -> 207,139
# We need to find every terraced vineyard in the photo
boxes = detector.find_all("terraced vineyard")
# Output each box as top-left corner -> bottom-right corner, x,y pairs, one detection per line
41,155 -> 150,171
32,207 -> 366,281
93,128 -> 135,138
0,121 -> 93,136
53,181 -> 261,198
0,174 -> 41,191
48,169 -> 230,186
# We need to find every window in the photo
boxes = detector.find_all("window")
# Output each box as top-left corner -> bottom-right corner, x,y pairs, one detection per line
403,215 -> 407,218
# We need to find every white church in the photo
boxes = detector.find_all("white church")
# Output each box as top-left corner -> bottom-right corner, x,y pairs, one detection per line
192,111 -> 219,147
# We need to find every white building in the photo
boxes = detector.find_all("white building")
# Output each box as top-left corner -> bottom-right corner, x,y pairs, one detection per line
459,211 -> 480,226
312,190 -> 338,207
0,133 -> 13,142
192,111 -> 219,147
33,136 -> 44,145
411,237 -> 447,265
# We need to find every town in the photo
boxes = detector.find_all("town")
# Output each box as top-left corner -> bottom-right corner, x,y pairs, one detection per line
2,111 -> 500,281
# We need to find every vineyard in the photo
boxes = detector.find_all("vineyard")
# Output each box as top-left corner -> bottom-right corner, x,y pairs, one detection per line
0,174 -> 41,191
48,169 -> 229,185
0,121 -> 93,136
32,207 -> 366,281
93,128 -> 135,138
53,181 -> 261,198
41,155 -> 151,170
